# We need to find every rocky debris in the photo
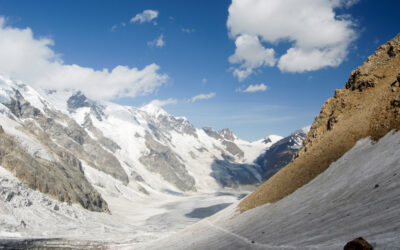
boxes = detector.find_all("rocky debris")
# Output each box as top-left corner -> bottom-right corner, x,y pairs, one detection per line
239,33 -> 400,212
139,132 -> 196,192
344,237 -> 373,250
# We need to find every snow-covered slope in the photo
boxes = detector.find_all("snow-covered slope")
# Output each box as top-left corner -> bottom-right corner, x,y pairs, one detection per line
136,130 -> 400,249
0,75 -> 288,244
38,86 -> 282,193
0,75 -> 283,212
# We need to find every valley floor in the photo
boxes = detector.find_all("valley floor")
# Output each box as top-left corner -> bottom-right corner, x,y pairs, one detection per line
1,132 -> 400,249
134,131 -> 400,250
0,167 -> 248,248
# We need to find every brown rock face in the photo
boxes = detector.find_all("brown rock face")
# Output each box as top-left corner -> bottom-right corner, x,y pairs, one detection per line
344,237 -> 373,250
239,33 -> 400,212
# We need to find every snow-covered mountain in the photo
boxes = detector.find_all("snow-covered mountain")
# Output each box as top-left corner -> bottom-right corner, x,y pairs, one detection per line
256,126 -> 310,180
0,75 -> 283,214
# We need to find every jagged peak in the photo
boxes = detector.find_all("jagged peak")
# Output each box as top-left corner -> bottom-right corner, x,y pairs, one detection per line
218,128 -> 236,141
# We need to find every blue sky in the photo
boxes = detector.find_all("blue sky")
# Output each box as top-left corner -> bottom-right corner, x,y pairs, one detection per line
0,0 -> 398,140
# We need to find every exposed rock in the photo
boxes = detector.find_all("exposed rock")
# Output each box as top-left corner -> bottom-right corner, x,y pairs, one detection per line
0,131 -> 109,212
346,69 -> 376,92
139,132 -> 196,192
392,95 -> 400,107
218,128 -> 235,141
240,33 -> 400,212
82,114 -> 121,153
256,127 -> 309,181
344,237 -> 373,250
202,127 -> 222,140
138,185 -> 149,195
221,140 -> 244,158
5,191 -> 14,202
67,91 -> 105,121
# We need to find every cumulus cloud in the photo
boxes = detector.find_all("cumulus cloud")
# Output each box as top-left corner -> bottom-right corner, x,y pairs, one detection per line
147,98 -> 177,107
0,17 -> 168,100
130,10 -> 159,24
229,34 -> 276,81
227,0 -> 358,79
147,34 -> 165,48
190,92 -> 216,103
236,83 -> 268,93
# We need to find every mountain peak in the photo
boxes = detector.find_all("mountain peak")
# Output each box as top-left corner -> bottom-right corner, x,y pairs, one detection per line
140,102 -> 169,117
218,128 -> 236,141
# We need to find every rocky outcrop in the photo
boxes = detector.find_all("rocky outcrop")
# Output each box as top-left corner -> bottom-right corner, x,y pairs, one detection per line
202,127 -> 244,159
344,237 -> 373,250
139,132 -> 196,192
0,84 -> 133,212
240,33 -> 400,212
4,92 -> 128,184
67,91 -> 105,121
202,127 -> 222,140
0,129 -> 109,212
218,128 -> 236,141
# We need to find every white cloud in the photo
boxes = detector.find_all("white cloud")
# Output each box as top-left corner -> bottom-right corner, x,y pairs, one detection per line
232,68 -> 253,82
237,83 -> 268,93
147,98 -> 177,107
190,92 -> 216,103
228,34 -> 276,80
147,34 -> 165,48
0,17 -> 168,100
227,0 -> 358,78
182,28 -> 195,34
130,10 -> 159,24
201,78 -> 207,84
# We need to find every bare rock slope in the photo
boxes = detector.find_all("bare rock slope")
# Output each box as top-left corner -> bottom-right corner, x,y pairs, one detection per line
240,33 -> 400,212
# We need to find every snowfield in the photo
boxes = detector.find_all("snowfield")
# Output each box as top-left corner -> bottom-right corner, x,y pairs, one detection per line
0,164 -> 248,245
134,130 -> 400,250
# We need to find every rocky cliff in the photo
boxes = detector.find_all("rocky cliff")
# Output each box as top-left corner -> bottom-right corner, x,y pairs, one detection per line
240,33 -> 400,212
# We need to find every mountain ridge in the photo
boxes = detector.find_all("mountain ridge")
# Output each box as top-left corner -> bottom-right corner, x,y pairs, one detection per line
239,33 -> 400,212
